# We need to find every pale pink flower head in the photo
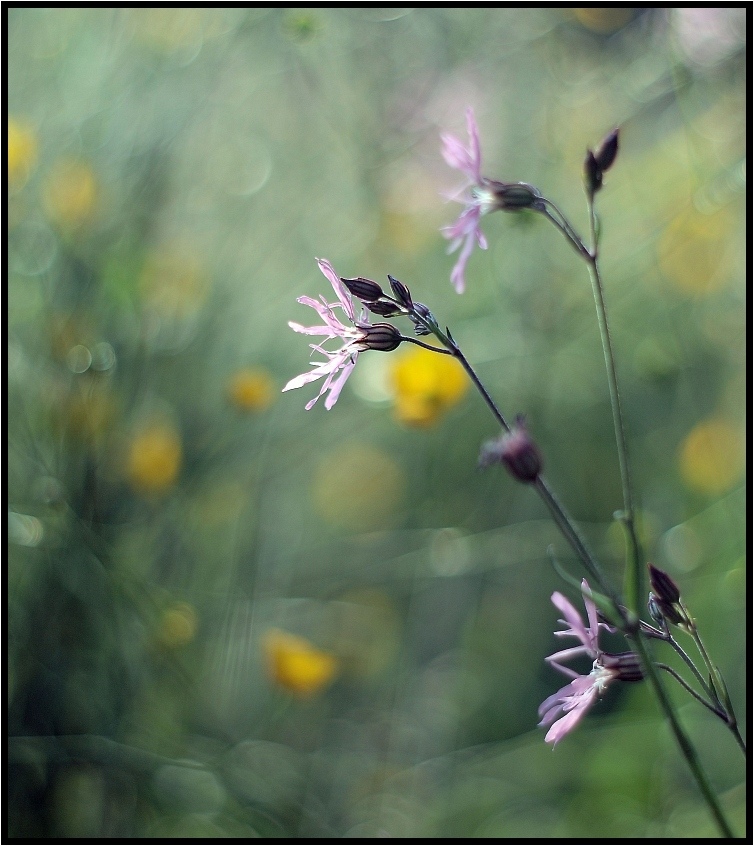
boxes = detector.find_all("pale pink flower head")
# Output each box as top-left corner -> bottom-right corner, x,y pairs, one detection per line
283,259 -> 401,410
440,107 -> 489,294
440,108 -> 543,294
538,580 -> 642,746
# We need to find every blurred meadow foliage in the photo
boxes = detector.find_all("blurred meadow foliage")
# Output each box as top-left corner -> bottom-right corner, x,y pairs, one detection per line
7,7 -> 746,839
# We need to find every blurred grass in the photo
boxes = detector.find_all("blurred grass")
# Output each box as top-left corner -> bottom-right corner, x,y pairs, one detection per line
7,8 -> 746,838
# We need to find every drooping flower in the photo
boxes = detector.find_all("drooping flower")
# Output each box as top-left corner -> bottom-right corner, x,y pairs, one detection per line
538,580 -> 642,746
283,258 -> 402,410
440,108 -> 542,293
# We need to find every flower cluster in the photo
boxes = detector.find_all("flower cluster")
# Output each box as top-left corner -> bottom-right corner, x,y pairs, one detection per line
282,259 -> 402,410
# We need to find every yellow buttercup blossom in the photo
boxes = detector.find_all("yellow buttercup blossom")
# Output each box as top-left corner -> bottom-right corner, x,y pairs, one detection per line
263,629 -> 338,697
227,368 -> 275,411
679,417 -> 744,495
8,118 -> 38,188
158,602 -> 198,649
390,345 -> 468,427
126,423 -> 182,495
43,158 -> 100,229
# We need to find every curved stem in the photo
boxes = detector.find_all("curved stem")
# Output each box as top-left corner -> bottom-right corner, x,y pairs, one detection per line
540,200 -> 591,259
656,663 -> 725,718
400,336 -> 453,355
667,635 -> 719,705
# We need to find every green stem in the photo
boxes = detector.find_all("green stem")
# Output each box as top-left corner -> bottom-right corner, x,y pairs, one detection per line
656,663 -> 726,718
631,633 -> 734,838
443,336 -> 628,626
583,195 -> 643,613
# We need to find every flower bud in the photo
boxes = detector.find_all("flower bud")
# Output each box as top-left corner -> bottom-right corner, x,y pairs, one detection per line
479,417 -> 542,482
648,563 -> 680,605
341,276 -> 385,302
361,322 -> 403,352
409,302 -> 435,336
387,275 -> 413,309
366,300 -> 404,317
594,128 -> 619,172
647,563 -> 685,626
584,149 -> 603,195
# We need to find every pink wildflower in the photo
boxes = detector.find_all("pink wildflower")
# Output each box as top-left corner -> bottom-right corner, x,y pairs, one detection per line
283,259 -> 400,410
538,580 -> 641,746
440,108 -> 543,293
440,107 -> 489,294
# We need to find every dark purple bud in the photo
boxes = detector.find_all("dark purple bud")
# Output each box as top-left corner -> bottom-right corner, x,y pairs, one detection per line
366,300 -> 404,317
602,651 -> 644,682
387,275 -> 413,309
361,322 -> 403,352
479,417 -> 542,482
648,563 -> 681,605
594,128 -> 619,172
584,149 -> 603,194
341,276 -> 385,302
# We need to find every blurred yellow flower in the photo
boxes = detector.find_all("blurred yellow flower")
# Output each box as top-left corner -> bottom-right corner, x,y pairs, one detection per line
679,417 -> 744,495
263,629 -> 338,697
126,423 -> 182,496
390,345 -> 468,427
8,118 -> 38,188
43,158 -> 100,229
139,245 -> 208,319
227,368 -> 275,412
158,602 -> 198,649
658,206 -> 733,296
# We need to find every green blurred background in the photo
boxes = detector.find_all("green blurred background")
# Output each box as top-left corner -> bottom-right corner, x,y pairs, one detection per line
7,8 -> 746,839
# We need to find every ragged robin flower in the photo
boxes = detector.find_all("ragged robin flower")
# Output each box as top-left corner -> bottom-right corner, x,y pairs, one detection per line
283,258 -> 402,410
441,107 -> 542,293
538,580 -> 643,745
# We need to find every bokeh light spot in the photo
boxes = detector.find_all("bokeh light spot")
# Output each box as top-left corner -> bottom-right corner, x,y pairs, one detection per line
679,417 -> 744,496
126,422 -> 182,496
311,442 -> 406,531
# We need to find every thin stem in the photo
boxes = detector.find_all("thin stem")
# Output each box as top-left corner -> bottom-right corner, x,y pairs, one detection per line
539,199 -> 591,259
400,336 -> 453,355
533,476 -> 628,627
656,663 -> 726,718
583,194 -> 643,614
449,344 -> 511,433
666,635 -> 719,705
446,336 -> 629,627
631,632 -> 734,838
